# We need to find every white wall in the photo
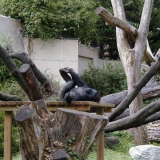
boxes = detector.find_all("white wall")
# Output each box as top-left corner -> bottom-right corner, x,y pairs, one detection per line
24,38 -> 79,84
0,15 -> 22,49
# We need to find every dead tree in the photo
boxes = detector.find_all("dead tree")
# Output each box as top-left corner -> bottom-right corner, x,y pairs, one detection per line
95,0 -> 155,145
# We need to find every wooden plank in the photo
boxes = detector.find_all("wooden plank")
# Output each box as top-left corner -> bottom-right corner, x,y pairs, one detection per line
4,111 -> 12,160
88,101 -> 115,108
48,106 -> 90,112
96,107 -> 105,160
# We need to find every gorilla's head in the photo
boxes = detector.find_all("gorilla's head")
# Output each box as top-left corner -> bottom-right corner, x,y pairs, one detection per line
86,88 -> 101,102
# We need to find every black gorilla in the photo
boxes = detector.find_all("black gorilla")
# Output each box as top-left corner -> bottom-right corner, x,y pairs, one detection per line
59,67 -> 101,103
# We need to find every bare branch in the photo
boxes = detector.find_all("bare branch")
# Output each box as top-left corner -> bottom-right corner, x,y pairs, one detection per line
95,6 -> 138,41
0,92 -> 22,101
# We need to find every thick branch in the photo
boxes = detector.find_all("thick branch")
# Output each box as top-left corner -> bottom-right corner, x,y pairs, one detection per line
0,92 -> 22,101
108,53 -> 160,121
101,80 -> 160,106
95,6 -> 138,41
105,99 -> 160,133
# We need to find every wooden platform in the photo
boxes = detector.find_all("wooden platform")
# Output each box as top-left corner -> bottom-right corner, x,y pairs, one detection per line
0,101 -> 115,160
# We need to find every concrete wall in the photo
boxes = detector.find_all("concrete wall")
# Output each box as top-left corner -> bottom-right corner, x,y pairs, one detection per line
0,15 -> 22,49
24,38 -> 79,84
0,15 -> 106,84
78,44 -> 106,75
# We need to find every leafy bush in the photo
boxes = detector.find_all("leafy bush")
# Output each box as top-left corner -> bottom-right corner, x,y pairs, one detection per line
80,62 -> 127,96
2,0 -> 100,43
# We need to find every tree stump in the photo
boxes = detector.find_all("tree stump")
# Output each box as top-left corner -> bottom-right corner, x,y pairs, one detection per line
14,99 -> 108,160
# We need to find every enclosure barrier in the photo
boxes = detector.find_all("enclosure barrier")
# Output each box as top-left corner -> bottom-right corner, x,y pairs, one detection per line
0,101 -> 115,160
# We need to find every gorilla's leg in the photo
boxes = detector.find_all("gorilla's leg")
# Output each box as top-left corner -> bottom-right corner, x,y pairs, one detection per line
59,68 -> 72,82
64,67 -> 88,87
58,68 -> 76,101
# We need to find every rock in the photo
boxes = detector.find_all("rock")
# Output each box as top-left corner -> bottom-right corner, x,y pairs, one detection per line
104,136 -> 120,148
129,145 -> 160,160
52,149 -> 68,160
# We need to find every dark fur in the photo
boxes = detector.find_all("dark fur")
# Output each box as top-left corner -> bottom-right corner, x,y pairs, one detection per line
59,67 -> 101,103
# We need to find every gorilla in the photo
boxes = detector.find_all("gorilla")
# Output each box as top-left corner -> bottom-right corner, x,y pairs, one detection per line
58,67 -> 101,103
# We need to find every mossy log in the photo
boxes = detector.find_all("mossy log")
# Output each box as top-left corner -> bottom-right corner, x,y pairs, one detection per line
14,99 -> 108,160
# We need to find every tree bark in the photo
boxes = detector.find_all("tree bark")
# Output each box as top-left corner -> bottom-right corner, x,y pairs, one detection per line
14,100 -> 108,160
19,64 -> 44,101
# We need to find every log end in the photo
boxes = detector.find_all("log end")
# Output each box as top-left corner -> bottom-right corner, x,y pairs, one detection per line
19,63 -> 30,73
94,6 -> 106,15
14,105 -> 36,121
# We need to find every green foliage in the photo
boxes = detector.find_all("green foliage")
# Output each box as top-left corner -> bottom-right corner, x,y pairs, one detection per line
148,0 -> 160,53
67,137 -> 78,159
43,69 -> 60,101
0,80 -> 28,100
80,62 -> 127,96
2,0 -> 100,43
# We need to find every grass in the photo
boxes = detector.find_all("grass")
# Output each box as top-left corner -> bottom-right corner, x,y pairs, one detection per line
87,131 -> 134,160
11,131 -> 134,160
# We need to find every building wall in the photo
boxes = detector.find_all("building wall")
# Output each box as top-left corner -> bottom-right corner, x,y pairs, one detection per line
78,44 -> 106,75
0,15 -> 22,49
24,38 -> 79,84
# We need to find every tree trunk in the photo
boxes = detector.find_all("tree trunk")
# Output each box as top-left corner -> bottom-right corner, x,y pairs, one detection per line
14,99 -> 108,160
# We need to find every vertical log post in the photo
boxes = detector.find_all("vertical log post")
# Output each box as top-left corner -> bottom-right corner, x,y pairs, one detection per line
96,107 -> 105,160
4,111 -> 12,160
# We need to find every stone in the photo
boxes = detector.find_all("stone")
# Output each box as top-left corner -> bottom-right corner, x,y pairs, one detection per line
52,149 -> 67,160
129,145 -> 160,160
104,136 -> 120,148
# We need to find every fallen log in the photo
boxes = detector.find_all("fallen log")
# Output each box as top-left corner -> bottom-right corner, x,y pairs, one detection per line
14,99 -> 108,160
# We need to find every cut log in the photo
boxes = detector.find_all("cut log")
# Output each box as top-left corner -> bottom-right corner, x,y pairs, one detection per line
147,120 -> 160,142
19,64 -> 44,100
14,99 -> 108,160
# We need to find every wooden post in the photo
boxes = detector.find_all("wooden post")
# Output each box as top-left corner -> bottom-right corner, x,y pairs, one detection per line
4,111 -> 12,160
96,107 -> 105,160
